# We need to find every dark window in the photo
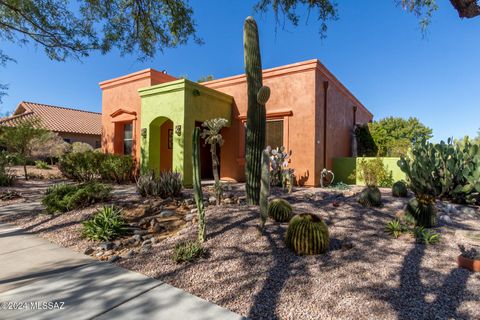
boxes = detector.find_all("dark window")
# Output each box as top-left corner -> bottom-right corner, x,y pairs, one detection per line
95,141 -> 101,148
266,120 -> 283,149
123,123 -> 133,155
63,138 -> 71,143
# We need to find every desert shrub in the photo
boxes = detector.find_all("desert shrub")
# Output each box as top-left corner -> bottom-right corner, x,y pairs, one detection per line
98,154 -> 134,183
82,205 -> 126,241
35,160 -> 51,170
58,151 -> 133,182
171,240 -> 207,264
71,142 -> 93,153
285,213 -> 329,255
42,182 -> 111,214
357,157 -> 394,188
392,180 -> 408,197
268,198 -> 292,222
358,186 -> 382,207
136,170 -> 182,198
0,152 -> 15,186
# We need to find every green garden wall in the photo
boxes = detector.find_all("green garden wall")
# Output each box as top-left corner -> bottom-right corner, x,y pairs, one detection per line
333,157 -> 405,185
139,79 -> 232,186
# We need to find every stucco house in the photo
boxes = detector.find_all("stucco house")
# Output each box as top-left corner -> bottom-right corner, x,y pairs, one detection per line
100,59 -> 373,186
0,102 -> 102,148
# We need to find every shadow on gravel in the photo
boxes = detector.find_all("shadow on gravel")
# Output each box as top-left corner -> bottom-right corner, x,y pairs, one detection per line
365,243 -> 474,319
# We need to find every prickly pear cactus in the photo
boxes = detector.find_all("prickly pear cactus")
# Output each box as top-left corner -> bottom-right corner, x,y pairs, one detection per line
244,16 -> 269,205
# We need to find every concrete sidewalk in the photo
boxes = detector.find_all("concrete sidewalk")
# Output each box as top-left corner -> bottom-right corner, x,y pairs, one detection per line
0,223 -> 245,320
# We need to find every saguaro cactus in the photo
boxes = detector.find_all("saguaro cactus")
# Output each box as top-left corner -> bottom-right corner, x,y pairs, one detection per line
259,148 -> 270,229
192,127 -> 206,242
244,16 -> 270,205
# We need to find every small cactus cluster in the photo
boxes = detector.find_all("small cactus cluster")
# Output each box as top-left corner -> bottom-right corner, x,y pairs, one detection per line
268,198 -> 292,222
285,213 -> 330,255
405,197 -> 436,228
392,181 -> 408,197
358,186 -> 382,207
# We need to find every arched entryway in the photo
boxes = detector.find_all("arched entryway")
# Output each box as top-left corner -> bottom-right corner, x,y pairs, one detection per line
148,116 -> 173,172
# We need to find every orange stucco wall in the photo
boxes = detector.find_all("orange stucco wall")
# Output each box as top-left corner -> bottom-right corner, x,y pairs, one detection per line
204,59 -> 372,186
100,59 -> 372,186
100,69 -> 176,163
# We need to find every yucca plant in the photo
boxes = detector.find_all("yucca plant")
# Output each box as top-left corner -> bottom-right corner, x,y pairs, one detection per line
268,198 -> 292,222
285,213 -> 329,255
82,205 -> 126,241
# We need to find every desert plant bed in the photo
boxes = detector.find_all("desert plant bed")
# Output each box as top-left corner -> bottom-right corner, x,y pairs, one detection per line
1,181 -> 479,319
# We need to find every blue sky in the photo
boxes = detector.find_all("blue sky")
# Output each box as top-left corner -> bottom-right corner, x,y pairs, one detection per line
1,0 -> 479,141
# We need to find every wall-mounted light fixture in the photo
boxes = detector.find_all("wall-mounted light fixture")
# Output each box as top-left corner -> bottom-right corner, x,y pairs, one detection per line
141,128 -> 147,138
175,125 -> 182,136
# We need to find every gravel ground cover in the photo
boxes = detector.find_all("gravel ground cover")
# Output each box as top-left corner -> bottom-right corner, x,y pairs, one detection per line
1,181 -> 479,320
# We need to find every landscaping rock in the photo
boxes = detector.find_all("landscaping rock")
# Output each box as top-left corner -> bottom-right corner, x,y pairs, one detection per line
461,207 -> 476,216
142,234 -> 153,240
95,252 -> 104,257
184,198 -> 195,206
159,210 -> 175,218
84,247 -> 94,255
151,237 -> 157,245
440,215 -> 453,224
140,245 -> 151,253
108,255 -> 120,263
99,242 -> 114,251
223,198 -> 233,205
104,250 -> 113,256
185,213 -> 194,222
124,250 -> 135,258
142,239 -> 152,247
208,196 -> 217,204
134,229 -> 148,236
191,208 -> 198,214
150,224 -> 164,233
133,234 -> 142,242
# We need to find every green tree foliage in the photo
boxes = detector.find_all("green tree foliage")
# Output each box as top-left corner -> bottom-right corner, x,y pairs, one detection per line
355,124 -> 378,157
368,117 -> 432,157
197,75 -> 214,83
0,117 -> 49,179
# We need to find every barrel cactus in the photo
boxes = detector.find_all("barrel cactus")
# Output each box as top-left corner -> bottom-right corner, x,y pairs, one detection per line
244,16 -> 269,205
392,181 -> 408,197
268,198 -> 292,222
405,196 -> 436,228
358,186 -> 382,207
285,213 -> 329,255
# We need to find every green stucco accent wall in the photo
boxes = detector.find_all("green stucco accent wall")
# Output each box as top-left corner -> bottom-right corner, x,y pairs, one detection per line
139,79 -> 233,186
333,157 -> 405,185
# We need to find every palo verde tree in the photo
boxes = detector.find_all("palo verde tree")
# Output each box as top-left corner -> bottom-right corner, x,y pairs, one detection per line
0,117 -> 49,179
201,118 -> 228,205
2,1 -> 478,102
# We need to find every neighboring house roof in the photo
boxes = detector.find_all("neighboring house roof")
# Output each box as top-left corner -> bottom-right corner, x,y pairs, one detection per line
0,101 -> 101,136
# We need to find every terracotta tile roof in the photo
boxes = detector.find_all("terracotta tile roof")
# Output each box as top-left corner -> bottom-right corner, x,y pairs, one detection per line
0,101 -> 101,136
